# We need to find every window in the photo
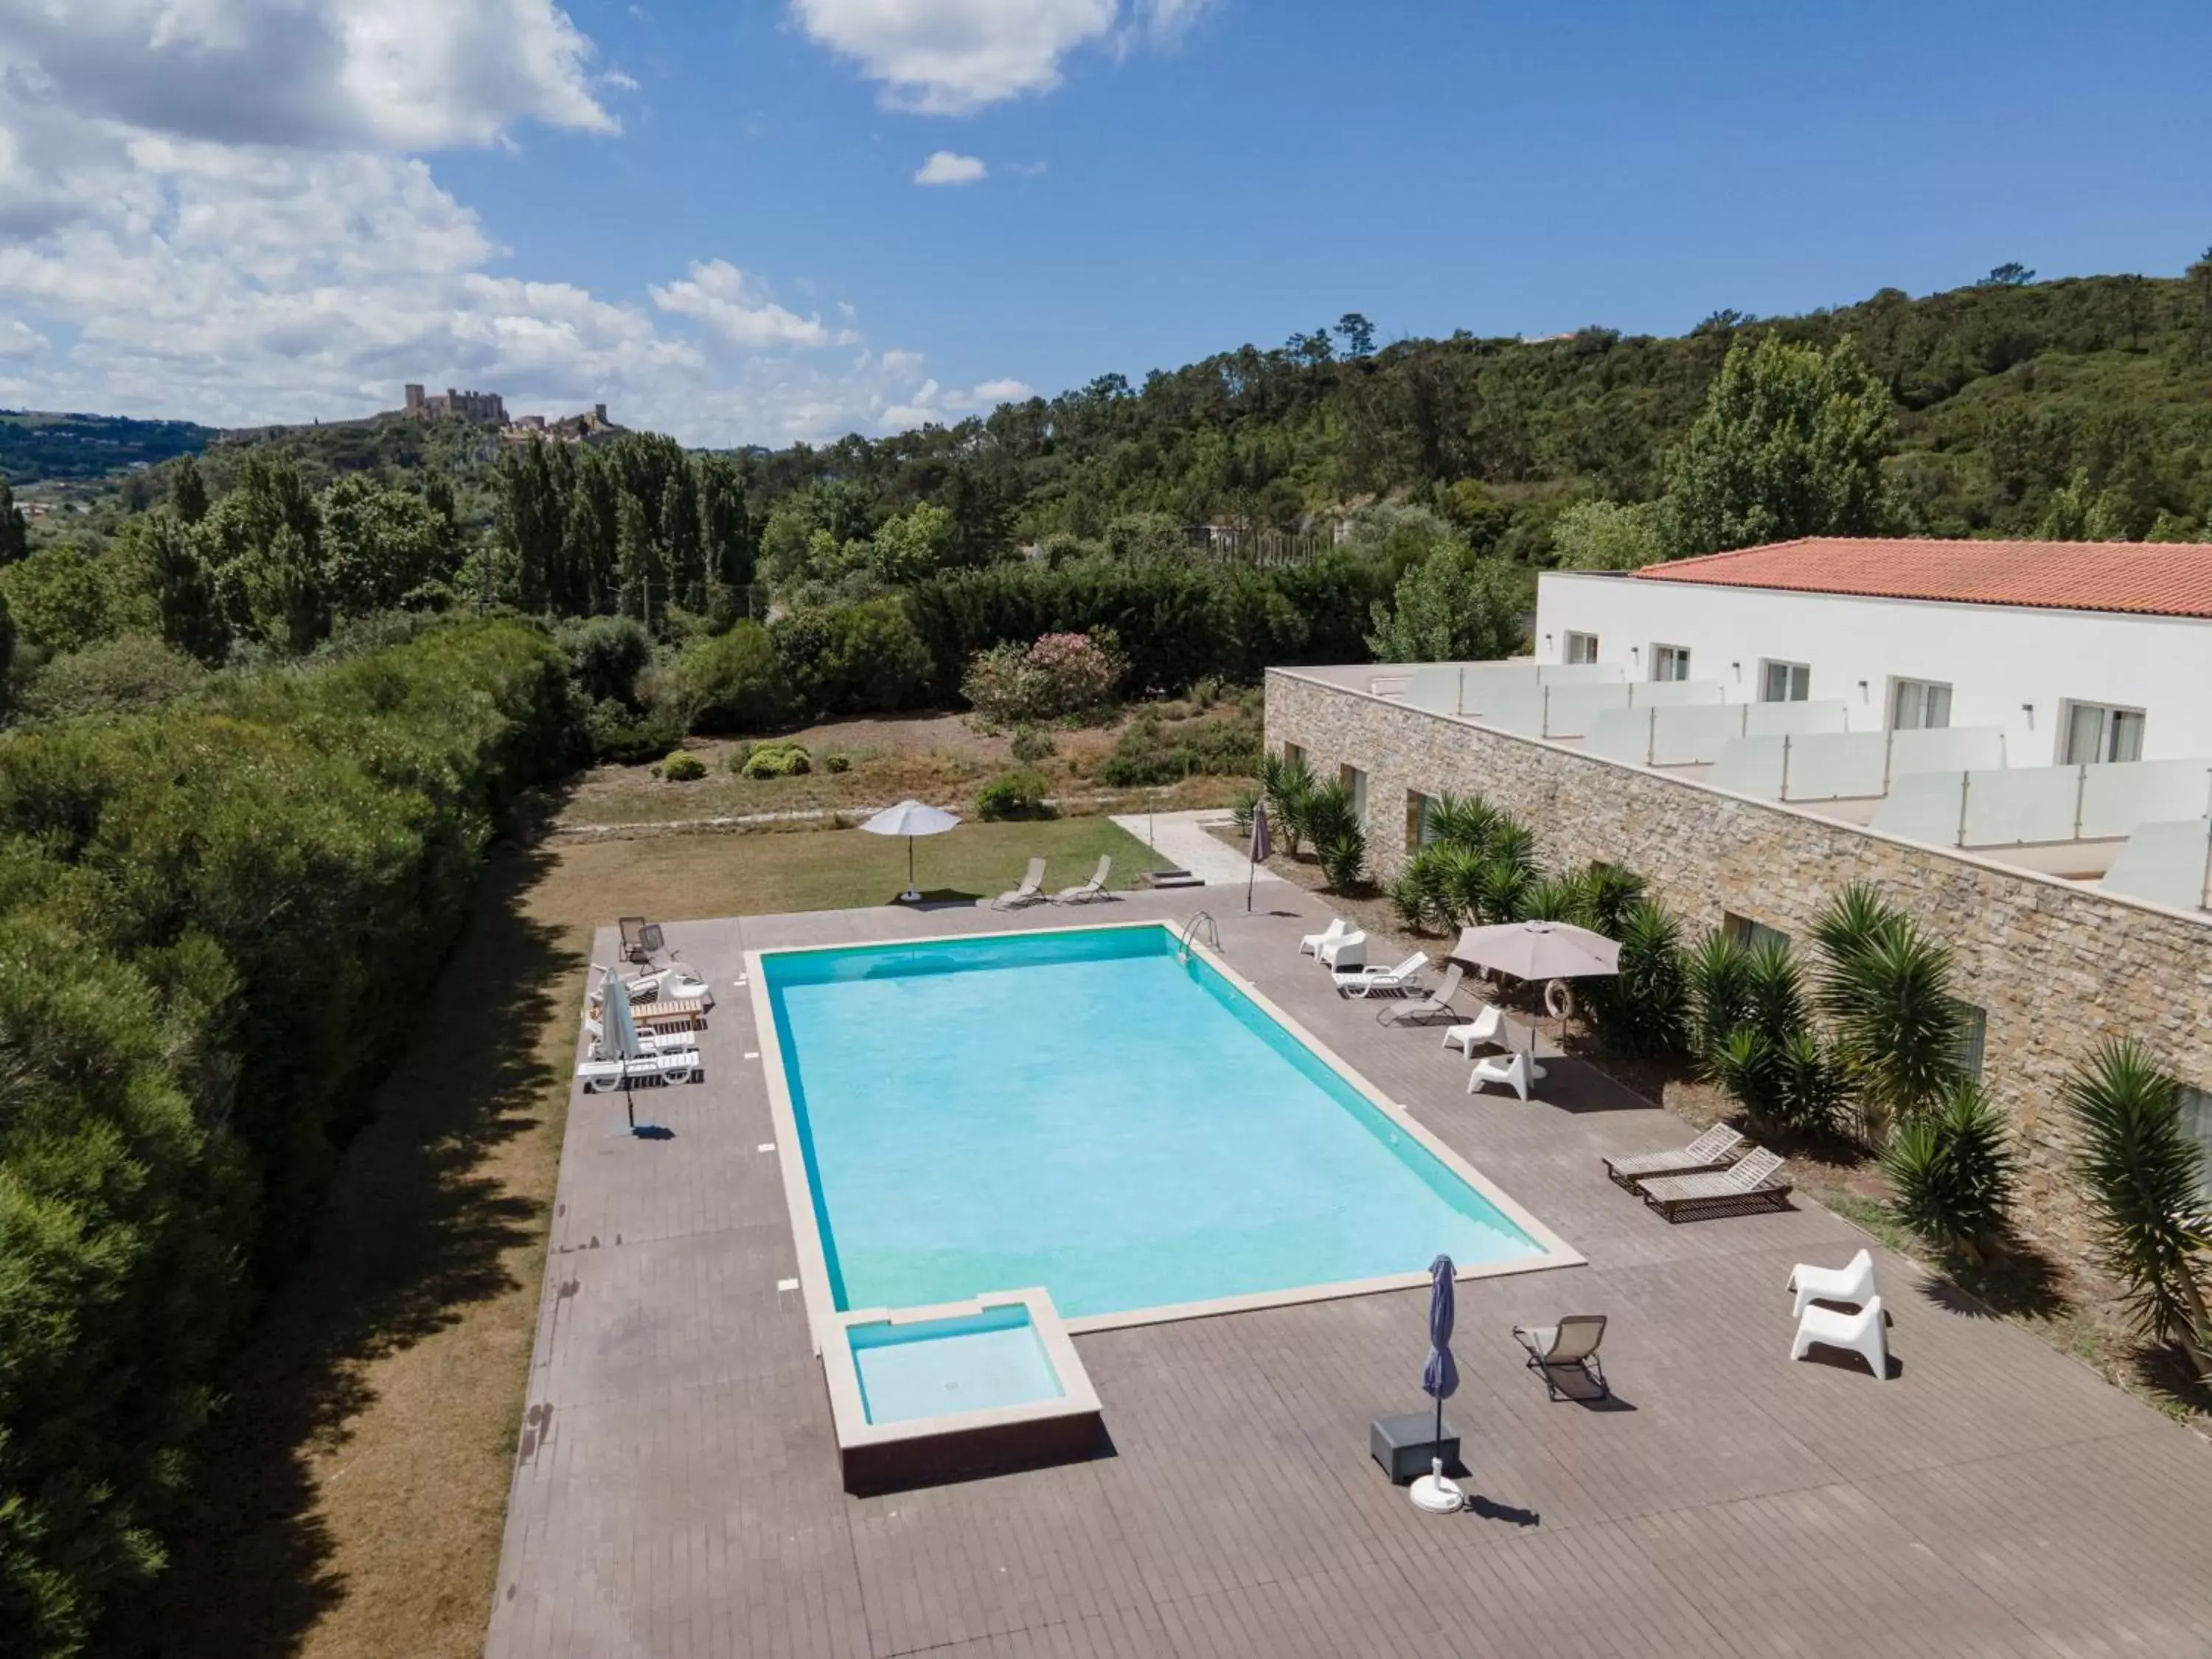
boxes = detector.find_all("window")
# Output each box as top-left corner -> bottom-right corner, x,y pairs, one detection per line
1281,742 -> 1306,771
2061,702 -> 2146,765
1722,912 -> 1790,953
1760,661 -> 1811,703
2179,1086 -> 2212,1206
1406,790 -> 1440,852
1652,644 -> 1691,682
1891,678 -> 1952,731
1950,1001 -> 1987,1083
1340,763 -> 1368,823
1563,631 -> 1599,665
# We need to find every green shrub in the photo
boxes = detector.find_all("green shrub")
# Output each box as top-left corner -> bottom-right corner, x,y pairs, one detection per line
1686,931 -> 1756,1058
1884,1079 -> 2019,1261
1584,900 -> 1689,1056
1258,749 -> 1315,857
0,618 -> 577,1649
1009,725 -> 1057,765
726,740 -> 755,773
660,621 -> 789,734
1093,692 -> 1261,787
741,741 -> 812,779
19,632 -> 206,721
586,697 -> 681,765
1231,786 -> 1258,838
1812,883 -> 1966,1130
823,751 -> 852,774
1318,827 -> 1367,893
661,749 -> 707,782
772,598 -> 931,716
961,630 -> 1127,726
975,769 -> 1051,821
560,613 -> 652,706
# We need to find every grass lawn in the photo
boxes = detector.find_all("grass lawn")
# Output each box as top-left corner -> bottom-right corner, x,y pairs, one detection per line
160,815 -> 1173,1658
546,815 -> 1177,919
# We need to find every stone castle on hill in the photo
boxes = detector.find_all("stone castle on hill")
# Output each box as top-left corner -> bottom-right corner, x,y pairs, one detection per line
218,385 -> 625,447
405,383 -> 508,424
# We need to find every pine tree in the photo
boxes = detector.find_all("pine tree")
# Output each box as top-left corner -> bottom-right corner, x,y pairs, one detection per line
0,476 -> 27,566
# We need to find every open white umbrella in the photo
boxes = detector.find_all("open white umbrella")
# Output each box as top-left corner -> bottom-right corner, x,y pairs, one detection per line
860,799 -> 962,902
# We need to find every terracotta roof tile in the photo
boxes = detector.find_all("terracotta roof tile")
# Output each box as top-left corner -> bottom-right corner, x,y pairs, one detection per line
1633,538 -> 2212,619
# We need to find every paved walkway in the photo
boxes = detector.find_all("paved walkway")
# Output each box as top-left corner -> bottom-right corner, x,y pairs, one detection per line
487,891 -> 2212,1658
1107,810 -> 1283,886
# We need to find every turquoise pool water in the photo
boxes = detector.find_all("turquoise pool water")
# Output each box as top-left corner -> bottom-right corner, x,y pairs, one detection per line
849,1305 -> 1065,1425
765,925 -> 1545,1321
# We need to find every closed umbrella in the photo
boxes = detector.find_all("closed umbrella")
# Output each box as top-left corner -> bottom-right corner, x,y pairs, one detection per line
1245,799 -> 1271,914
604,964 -> 646,1131
1411,1254 -> 1465,1514
860,799 -> 962,902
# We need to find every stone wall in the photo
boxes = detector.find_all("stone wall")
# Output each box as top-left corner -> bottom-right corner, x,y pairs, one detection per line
1267,667 -> 2212,1260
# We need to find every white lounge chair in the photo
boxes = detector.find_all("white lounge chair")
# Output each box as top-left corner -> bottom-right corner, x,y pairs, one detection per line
1057,855 -> 1112,903
1299,917 -> 1349,958
1442,1004 -> 1506,1057
1382,962 -> 1464,1025
578,1048 -> 702,1093
1788,1248 -> 1878,1318
1333,952 -> 1426,998
582,1018 -> 689,1060
1469,1049 -> 1533,1101
994,857 -> 1048,911
1602,1124 -> 1745,1191
1318,929 -> 1368,970
1792,1294 -> 1889,1380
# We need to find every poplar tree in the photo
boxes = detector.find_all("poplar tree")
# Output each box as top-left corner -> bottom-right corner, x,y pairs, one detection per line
0,476 -> 27,566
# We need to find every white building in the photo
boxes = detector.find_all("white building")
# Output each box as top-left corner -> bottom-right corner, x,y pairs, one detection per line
1534,538 -> 2212,765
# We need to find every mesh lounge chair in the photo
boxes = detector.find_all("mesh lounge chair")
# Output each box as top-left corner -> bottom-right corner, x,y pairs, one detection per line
1638,1147 -> 1791,1222
1057,856 -> 1112,904
1601,1124 -> 1746,1192
1513,1315 -> 1610,1401
1380,961 -> 1464,1025
619,916 -> 664,965
993,858 -> 1048,911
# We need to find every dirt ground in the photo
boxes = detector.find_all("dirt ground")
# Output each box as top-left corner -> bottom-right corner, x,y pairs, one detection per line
1239,827 -> 2211,1433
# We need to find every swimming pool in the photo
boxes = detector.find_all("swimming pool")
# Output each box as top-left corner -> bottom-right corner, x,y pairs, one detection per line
756,922 -> 1574,1332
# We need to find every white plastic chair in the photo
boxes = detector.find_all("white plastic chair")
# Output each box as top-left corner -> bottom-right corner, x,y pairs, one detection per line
1792,1295 -> 1889,1380
1319,929 -> 1367,970
1788,1248 -> 1877,1318
1468,1049 -> 1533,1101
1298,917 -> 1348,957
1443,1004 -> 1506,1057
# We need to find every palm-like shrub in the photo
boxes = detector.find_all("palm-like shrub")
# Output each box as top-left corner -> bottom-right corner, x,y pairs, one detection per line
1258,749 -> 1315,857
1318,827 -> 1368,893
1390,844 -> 1458,932
1516,873 -> 1587,923
1812,884 -> 1964,1131
1569,863 -> 1647,939
1706,1027 -> 1788,1121
1883,1079 -> 2019,1262
1583,900 -> 1689,1056
2065,1040 -> 2212,1380
1427,790 -> 1503,852
1301,781 -> 1366,893
1773,1029 -> 1851,1138
1685,931 -> 1756,1058
1742,936 -> 1808,1047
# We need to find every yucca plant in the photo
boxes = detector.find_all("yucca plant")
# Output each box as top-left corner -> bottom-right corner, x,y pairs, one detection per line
1516,872 -> 1588,924
1258,749 -> 1315,858
1705,1027 -> 1787,1121
1427,791 -> 1503,853
1831,927 -> 1965,1132
1582,899 -> 1689,1056
2065,1040 -> 2212,1380
1318,826 -> 1368,893
1883,1078 -> 2018,1264
1569,862 -> 1647,939
1809,881 -> 1900,1024
1231,786 -> 1258,838
1388,868 -> 1429,932
1742,936 -> 1808,1048
1685,930 -> 1756,1060
1773,1029 -> 1852,1138
1390,844 -> 1456,932
1471,855 -> 1531,927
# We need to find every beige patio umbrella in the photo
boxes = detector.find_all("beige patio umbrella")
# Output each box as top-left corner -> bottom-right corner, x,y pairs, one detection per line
1449,919 -> 1620,1026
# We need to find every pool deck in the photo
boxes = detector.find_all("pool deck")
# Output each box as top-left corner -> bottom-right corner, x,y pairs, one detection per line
487,891 -> 2212,1658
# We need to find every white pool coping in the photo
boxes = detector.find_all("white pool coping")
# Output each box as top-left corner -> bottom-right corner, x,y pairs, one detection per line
745,919 -> 1583,1361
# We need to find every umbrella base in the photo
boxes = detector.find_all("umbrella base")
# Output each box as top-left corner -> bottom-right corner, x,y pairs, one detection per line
1411,1464 -> 1464,1514
897,891 -> 922,903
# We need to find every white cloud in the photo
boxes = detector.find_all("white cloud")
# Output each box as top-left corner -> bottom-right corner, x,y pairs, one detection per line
793,0 -> 1205,114
649,260 -> 856,349
0,1 -> 1032,445
971,377 -> 1034,401
914,149 -> 987,186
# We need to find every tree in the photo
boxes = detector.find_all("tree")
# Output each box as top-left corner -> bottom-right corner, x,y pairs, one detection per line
1,546 -> 113,653
146,511 -> 229,664
169,453 -> 209,524
498,439 -> 562,613
2065,1039 -> 2211,1381
1551,498 -> 1664,571
1364,546 -> 1525,662
1811,885 -> 1965,1134
243,524 -> 329,653
319,476 -> 449,613
2037,469 -> 2126,540
0,475 -> 27,566
1335,313 -> 1377,358
867,501 -> 955,585
1660,334 -> 1896,560
2188,246 -> 2212,362
1984,262 -> 2036,287
616,492 -> 661,628
695,453 -> 754,612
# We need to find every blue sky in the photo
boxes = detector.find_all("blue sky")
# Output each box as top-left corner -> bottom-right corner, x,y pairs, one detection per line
1,1 -> 2208,444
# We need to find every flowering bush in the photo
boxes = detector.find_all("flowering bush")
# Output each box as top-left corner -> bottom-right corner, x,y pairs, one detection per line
961,630 -> 1127,726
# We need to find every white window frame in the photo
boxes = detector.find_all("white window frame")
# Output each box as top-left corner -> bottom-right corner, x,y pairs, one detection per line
1562,630 -> 1599,665
1890,678 -> 1953,731
1651,643 -> 1691,683
2059,700 -> 2147,765
1759,660 -> 1811,703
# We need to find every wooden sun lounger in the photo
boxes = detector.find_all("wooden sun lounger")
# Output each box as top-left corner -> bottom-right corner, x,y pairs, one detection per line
1638,1147 -> 1790,1222
1602,1124 -> 1745,1191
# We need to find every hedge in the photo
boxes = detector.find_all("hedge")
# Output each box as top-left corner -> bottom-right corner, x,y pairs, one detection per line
0,618 -> 580,1655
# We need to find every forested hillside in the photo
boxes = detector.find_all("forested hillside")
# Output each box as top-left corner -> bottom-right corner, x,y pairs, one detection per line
0,411 -> 213,486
